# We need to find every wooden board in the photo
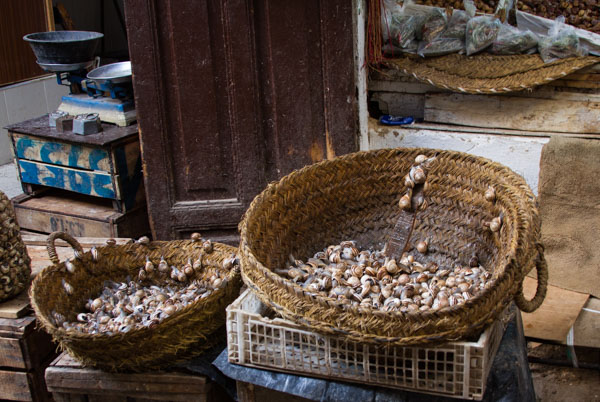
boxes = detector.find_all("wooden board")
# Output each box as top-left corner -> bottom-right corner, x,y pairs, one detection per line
424,93 -> 600,135
0,292 -> 31,319
521,277 -> 589,343
46,353 -> 212,402
0,369 -> 34,401
0,316 -> 56,371
12,133 -> 112,172
13,193 -> 150,238
17,160 -> 118,199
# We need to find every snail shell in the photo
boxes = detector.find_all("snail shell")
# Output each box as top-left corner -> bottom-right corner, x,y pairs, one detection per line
484,186 -> 496,202
62,279 -> 74,295
364,266 -> 377,277
399,194 -> 411,210
191,232 -> 202,242
91,247 -> 99,261
351,265 -> 364,278
158,257 -> 169,273
376,267 -> 388,281
410,166 -> 426,184
489,217 -> 502,232
184,259 -> 194,277
398,273 -> 410,286
384,259 -> 399,275
347,276 -> 361,288
65,259 -> 76,274
202,240 -> 213,254
145,257 -> 155,273
416,241 -> 428,254
415,154 -> 427,164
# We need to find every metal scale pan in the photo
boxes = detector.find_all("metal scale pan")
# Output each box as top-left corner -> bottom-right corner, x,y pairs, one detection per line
87,62 -> 132,85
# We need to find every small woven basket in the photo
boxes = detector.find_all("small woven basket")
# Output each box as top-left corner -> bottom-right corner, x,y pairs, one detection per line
30,232 -> 241,372
240,148 -> 547,346
0,190 -> 31,302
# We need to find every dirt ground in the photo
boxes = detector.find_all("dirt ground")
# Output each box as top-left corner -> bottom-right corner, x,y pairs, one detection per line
528,343 -> 600,402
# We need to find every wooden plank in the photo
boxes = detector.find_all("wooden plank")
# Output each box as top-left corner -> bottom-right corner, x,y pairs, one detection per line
43,0 -> 54,31
17,160 -> 118,199
0,336 -> 25,369
15,206 -> 119,238
0,316 -> 55,371
46,353 -> 209,401
22,233 -> 132,247
0,369 -> 33,401
12,194 -> 149,239
521,277 -> 589,343
424,93 -> 600,134
0,316 -> 36,336
0,292 -> 31,319
12,133 -> 112,172
552,79 -> 600,89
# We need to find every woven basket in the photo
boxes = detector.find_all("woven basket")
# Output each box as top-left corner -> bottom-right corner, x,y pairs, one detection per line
30,232 -> 241,372
0,190 -> 31,302
381,54 -> 600,94
240,148 -> 547,346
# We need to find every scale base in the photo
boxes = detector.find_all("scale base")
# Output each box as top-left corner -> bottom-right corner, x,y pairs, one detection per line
58,94 -> 136,127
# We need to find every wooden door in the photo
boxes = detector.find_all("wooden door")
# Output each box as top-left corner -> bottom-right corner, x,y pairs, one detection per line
124,0 -> 357,242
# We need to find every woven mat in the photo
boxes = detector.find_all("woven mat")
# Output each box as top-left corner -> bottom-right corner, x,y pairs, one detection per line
382,54 -> 600,94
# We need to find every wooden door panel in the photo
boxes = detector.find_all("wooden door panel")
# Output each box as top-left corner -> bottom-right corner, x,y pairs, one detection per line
124,0 -> 356,241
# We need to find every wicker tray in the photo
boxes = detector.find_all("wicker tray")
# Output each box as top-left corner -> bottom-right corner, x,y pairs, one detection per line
228,289 -> 513,400
239,148 -> 547,346
30,232 -> 242,372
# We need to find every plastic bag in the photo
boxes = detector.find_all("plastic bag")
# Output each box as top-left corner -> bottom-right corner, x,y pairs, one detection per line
490,24 -> 539,55
538,16 -> 588,63
466,16 -> 503,55
494,0 -> 514,23
417,1 -> 476,57
420,7 -> 448,44
381,0 -> 424,53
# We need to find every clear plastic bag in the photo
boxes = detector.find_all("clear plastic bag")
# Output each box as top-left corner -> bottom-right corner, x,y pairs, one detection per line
466,16 -> 503,56
538,16 -> 588,63
417,0 -> 476,57
494,0 -> 514,23
381,0 -> 425,53
420,7 -> 448,44
490,24 -> 539,55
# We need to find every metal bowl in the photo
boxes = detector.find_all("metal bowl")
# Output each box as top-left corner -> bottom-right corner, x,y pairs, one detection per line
23,31 -> 103,65
87,61 -> 132,85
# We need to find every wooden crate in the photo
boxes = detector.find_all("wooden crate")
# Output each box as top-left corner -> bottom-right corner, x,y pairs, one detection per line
6,115 -> 144,213
0,314 -> 57,401
46,353 -> 228,402
12,192 -> 150,239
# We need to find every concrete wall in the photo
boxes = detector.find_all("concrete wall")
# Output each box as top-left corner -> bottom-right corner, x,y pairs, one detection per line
0,76 -> 69,165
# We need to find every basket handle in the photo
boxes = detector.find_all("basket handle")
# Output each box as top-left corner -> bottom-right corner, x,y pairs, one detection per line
515,244 -> 548,313
46,232 -> 84,265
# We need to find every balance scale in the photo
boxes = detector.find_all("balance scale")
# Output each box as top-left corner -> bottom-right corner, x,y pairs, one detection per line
41,60 -> 136,127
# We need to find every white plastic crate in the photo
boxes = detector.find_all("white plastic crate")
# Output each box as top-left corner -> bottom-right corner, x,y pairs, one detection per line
226,289 -> 512,400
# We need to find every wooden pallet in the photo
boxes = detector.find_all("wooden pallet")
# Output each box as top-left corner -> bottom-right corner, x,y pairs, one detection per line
12,192 -> 150,239
45,353 -> 229,402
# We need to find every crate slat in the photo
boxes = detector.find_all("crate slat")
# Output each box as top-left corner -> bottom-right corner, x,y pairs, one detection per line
227,290 -> 510,400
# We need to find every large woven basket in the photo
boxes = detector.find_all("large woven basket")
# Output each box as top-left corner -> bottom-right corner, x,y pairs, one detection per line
30,232 -> 241,372
240,148 -> 547,346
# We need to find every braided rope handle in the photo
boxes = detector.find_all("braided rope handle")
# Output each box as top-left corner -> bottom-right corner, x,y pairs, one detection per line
46,232 -> 84,265
515,244 -> 548,313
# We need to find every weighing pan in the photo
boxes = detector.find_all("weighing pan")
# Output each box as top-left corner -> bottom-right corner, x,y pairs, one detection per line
87,62 -> 132,85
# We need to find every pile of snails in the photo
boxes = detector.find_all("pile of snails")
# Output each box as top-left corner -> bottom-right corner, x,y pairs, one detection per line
53,240 -> 238,335
278,243 -> 494,313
